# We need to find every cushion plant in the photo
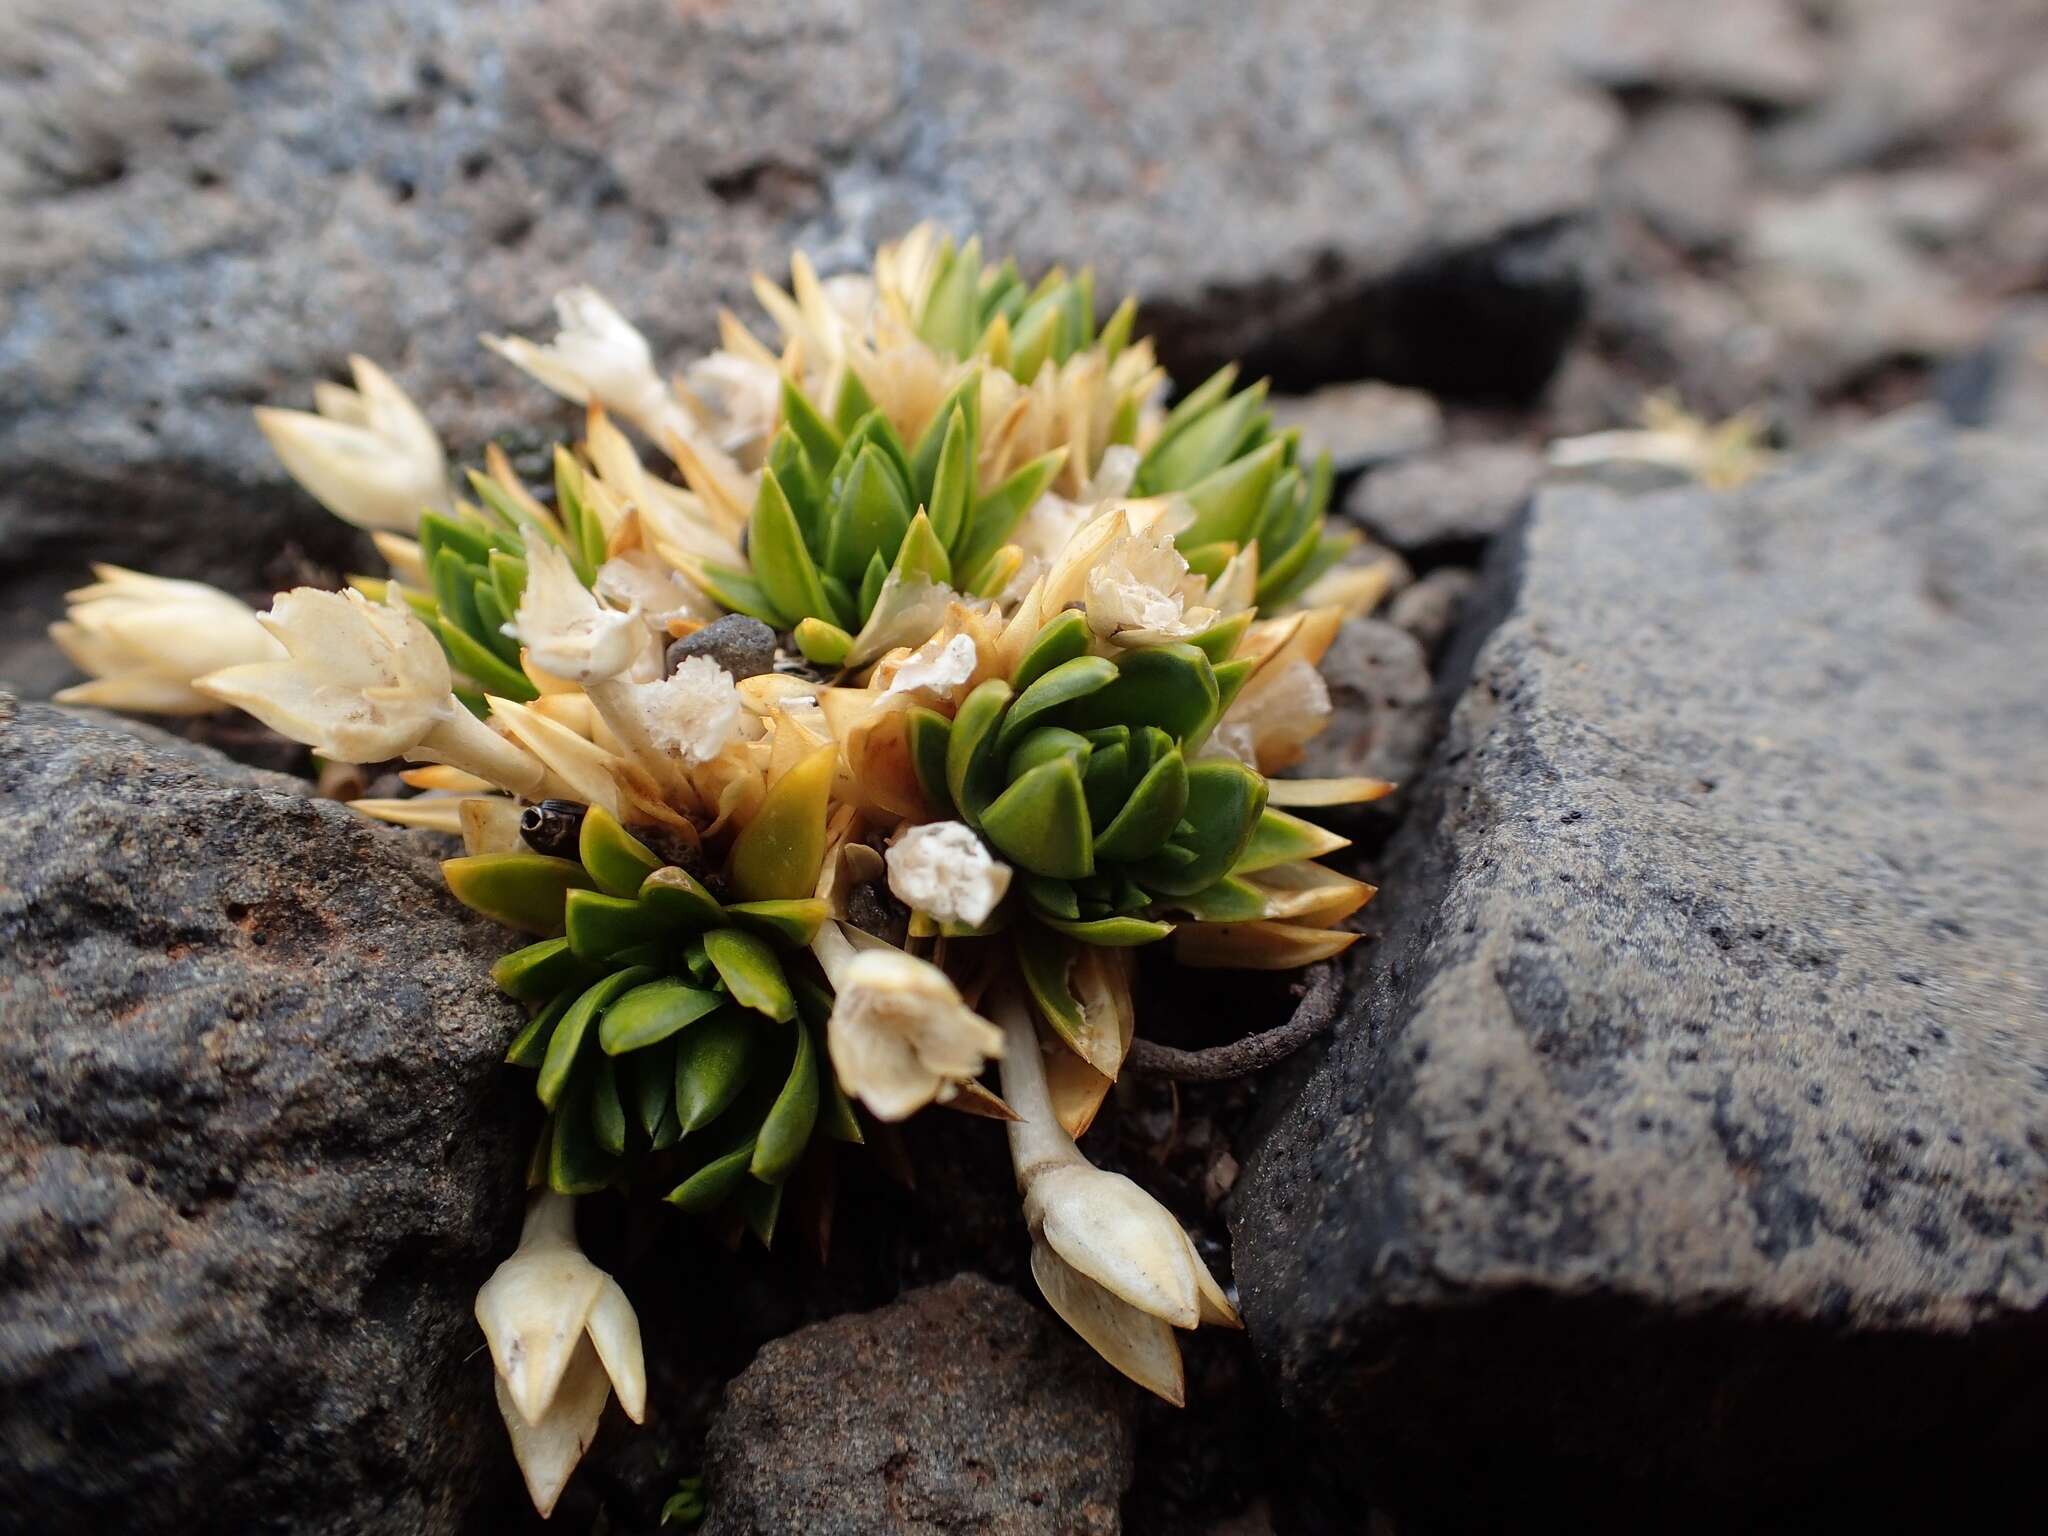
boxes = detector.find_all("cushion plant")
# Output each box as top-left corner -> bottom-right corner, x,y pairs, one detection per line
49,225 -> 1395,1515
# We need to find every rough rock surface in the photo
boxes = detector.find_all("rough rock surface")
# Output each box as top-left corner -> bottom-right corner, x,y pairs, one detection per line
0,0 -> 1617,693
1267,382 -> 1444,474
0,697 -> 530,1534
1293,618 -> 1437,802
700,1274 -> 1134,1536
1345,442 -> 1545,554
1235,416 -> 2048,1527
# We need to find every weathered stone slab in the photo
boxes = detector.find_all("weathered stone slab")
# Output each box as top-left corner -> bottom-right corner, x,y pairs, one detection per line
1234,415 -> 2048,1526
0,697 -> 528,1533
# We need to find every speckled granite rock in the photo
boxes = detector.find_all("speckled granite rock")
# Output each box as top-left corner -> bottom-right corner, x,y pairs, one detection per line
0,0 -> 1617,693
701,1274 -> 1134,1535
0,696 -> 529,1533
1234,415 -> 2048,1528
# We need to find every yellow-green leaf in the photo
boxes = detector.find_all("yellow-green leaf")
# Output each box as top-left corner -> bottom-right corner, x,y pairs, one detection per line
578,805 -> 663,898
538,966 -> 659,1109
750,1024 -> 819,1184
599,976 -> 725,1055
981,757 -> 1094,880
730,746 -> 836,902
443,853 -> 592,936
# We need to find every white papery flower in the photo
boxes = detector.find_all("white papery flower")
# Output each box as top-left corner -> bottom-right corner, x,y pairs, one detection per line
198,587 -> 546,793
1084,524 -> 1220,646
610,656 -> 741,769
881,631 -> 980,703
995,989 -> 1238,1405
508,542 -> 643,685
50,565 -> 284,715
475,1192 -> 646,1518
484,287 -> 678,439
812,922 -> 1003,1122
254,355 -> 451,533
886,821 -> 1012,927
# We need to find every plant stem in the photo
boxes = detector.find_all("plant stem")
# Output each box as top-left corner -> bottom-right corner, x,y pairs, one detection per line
1125,962 -> 1343,1082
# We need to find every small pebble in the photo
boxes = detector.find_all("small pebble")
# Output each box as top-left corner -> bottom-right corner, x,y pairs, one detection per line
666,615 -> 777,681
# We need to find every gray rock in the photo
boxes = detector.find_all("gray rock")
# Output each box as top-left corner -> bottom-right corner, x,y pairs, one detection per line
1234,416 -> 2048,1526
667,614 -> 777,682
1738,182 -> 1986,393
1611,100 -> 1752,255
0,0 -> 1617,690
1345,442 -> 1544,553
1297,618 -> 1437,797
1938,298 -> 2048,434
701,1273 -> 1134,1536
1534,0 -> 1827,108
1763,0 -> 2042,178
1386,566 -> 1476,659
0,696 -> 529,1533
1267,382 -> 1444,474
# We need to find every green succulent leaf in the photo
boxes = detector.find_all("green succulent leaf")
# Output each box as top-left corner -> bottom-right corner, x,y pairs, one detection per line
703,928 -> 797,1022
918,237 -> 982,358
443,853 -> 593,936
751,471 -> 838,628
1006,725 -> 1092,782
1054,643 -> 1219,744
1134,759 -> 1268,896
739,1175 -> 784,1249
488,549 -> 528,621
833,364 -> 877,437
793,616 -> 854,667
724,897 -> 831,947
1015,924 -> 1093,1058
945,678 -> 1013,826
953,448 -> 1066,582
537,966 -> 660,1110
780,373 -> 843,476
599,976 -> 725,1055
981,757 -> 1094,880
1168,875 -> 1270,922
1038,914 -> 1174,945
420,510 -> 498,569
1180,438 -> 1285,548
750,1023 -> 819,1184
590,1054 -> 628,1156
1189,611 -> 1253,664
1092,746 -> 1189,862
436,616 -> 538,701
689,561 -> 791,630
924,407 -> 973,549
549,1063 -> 621,1195
665,1140 -> 755,1213
578,805 -> 663,898
1233,807 -> 1349,875
889,509 -> 952,590
639,864 -> 724,927
1009,608 -> 1092,695
906,707 -> 955,815
564,888 -> 667,962
1137,378 -> 1269,494
672,1007 -> 761,1134
491,937 -> 593,1002
998,655 -> 1118,753
624,1040 -> 677,1142
1021,874 -> 1081,920
825,444 -> 913,587
506,984 -> 579,1068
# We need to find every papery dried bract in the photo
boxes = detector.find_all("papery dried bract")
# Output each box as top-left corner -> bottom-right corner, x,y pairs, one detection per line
255,355 -> 450,533
51,565 -> 284,715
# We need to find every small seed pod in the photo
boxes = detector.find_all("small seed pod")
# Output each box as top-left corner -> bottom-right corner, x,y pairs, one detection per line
519,798 -> 587,858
